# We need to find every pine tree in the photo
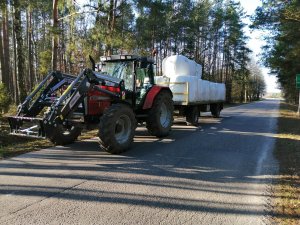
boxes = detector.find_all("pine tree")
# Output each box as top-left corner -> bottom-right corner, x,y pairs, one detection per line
13,0 -> 27,102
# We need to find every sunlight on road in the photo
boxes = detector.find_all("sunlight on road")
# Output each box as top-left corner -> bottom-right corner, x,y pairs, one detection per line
219,130 -> 300,141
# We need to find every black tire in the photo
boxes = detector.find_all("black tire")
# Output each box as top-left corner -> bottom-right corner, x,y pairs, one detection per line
210,103 -> 221,118
146,90 -> 174,137
98,104 -> 136,154
45,124 -> 82,145
186,106 -> 199,126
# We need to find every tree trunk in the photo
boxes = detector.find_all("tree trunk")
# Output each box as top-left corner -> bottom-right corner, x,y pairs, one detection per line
52,0 -> 59,70
13,0 -> 27,102
297,90 -> 300,116
106,0 -> 116,55
0,19 -> 4,83
11,2 -> 18,103
27,6 -> 34,90
1,2 -> 10,90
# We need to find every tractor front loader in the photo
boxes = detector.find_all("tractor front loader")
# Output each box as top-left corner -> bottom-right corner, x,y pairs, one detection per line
7,55 -> 174,154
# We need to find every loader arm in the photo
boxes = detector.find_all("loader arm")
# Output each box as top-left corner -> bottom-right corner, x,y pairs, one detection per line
45,68 -> 123,125
17,71 -> 76,117
7,68 -> 124,138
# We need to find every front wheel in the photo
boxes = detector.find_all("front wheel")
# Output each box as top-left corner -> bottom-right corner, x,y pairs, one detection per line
98,104 -> 136,154
45,124 -> 82,145
146,90 -> 174,137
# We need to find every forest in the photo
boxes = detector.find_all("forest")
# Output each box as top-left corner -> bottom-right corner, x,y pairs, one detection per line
252,0 -> 300,104
0,0 -> 268,112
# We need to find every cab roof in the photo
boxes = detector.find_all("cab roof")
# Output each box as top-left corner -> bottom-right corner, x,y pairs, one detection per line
100,55 -> 154,64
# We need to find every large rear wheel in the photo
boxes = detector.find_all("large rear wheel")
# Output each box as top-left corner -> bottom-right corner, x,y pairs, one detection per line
98,104 -> 136,154
146,90 -> 174,137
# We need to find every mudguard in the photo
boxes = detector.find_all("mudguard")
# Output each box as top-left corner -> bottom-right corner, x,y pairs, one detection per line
143,86 -> 172,110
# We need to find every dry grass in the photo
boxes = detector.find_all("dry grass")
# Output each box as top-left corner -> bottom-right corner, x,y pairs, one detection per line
0,116 -> 99,159
271,102 -> 300,224
78,129 -> 98,140
0,116 -> 53,158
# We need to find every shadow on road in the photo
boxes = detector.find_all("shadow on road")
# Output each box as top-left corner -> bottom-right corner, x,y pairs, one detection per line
1,99 -> 297,220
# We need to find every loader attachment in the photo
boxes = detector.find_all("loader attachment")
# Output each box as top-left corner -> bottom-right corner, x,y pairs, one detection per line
7,68 -> 124,139
6,70 -> 77,138
7,116 -> 45,138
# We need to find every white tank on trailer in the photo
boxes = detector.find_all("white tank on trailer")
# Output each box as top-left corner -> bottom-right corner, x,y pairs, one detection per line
169,75 -> 199,103
156,55 -> 226,104
155,55 -> 226,126
162,55 -> 202,78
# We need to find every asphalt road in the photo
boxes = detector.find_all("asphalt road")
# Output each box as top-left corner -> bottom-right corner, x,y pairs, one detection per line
0,99 -> 279,225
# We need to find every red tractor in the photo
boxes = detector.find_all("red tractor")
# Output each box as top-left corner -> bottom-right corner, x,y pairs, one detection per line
8,55 -> 174,153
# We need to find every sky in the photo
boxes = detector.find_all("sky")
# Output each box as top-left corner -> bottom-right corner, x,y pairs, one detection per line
76,0 -> 280,93
238,0 -> 281,93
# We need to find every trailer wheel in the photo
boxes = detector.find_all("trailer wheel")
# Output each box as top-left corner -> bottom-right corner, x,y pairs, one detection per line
45,124 -> 82,145
210,103 -> 221,118
99,104 -> 136,154
186,106 -> 199,126
146,90 -> 174,137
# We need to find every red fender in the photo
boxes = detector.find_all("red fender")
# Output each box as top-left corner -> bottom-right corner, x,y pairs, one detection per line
143,86 -> 172,110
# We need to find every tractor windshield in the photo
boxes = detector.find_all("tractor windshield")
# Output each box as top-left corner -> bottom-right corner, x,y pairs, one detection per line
101,61 -> 134,90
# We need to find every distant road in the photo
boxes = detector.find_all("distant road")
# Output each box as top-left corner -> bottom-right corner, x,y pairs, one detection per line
0,99 -> 279,225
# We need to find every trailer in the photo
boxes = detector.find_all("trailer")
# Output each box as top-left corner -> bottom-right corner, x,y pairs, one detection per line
155,55 -> 226,126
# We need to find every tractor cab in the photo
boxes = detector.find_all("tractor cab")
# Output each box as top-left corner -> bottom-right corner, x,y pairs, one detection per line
98,55 -> 155,108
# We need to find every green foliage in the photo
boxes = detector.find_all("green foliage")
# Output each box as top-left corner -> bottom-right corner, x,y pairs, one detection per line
0,0 -> 265,105
39,50 -> 52,75
252,0 -> 300,103
0,83 -> 11,113
231,62 -> 266,102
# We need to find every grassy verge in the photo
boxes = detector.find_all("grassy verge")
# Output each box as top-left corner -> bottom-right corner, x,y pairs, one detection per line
0,115 -> 54,159
0,116 -> 99,159
272,102 -> 300,224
